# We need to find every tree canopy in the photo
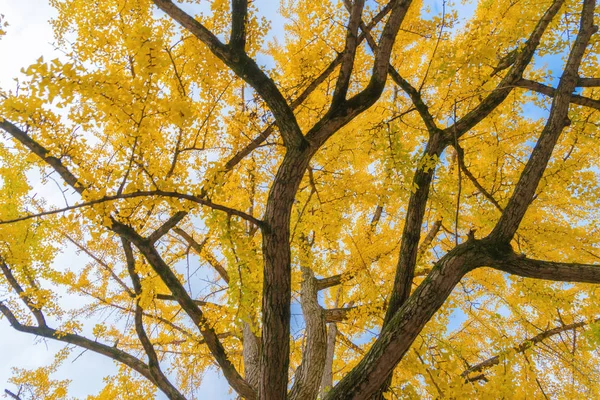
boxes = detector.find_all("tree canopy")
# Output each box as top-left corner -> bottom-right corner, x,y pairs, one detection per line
1,0 -> 600,398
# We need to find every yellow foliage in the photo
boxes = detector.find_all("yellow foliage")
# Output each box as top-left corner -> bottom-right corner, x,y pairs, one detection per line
0,0 -> 599,398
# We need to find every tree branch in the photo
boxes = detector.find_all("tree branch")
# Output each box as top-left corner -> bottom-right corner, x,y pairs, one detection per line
326,240 -> 488,399
173,228 -> 230,283
316,274 -> 344,291
4,389 -> 22,400
289,267 -> 327,400
461,318 -> 599,379
331,0 -> 366,108
384,132 -> 446,324
111,221 -> 256,400
0,120 -> 263,229
155,293 -> 220,308
320,322 -> 338,397
0,190 -> 262,228
0,119 -> 82,190
324,306 -> 358,323
317,218 -> 441,295
417,219 -> 443,259
343,0 -> 440,134
242,322 -> 261,391
338,331 -> 365,355
0,262 -> 47,327
306,0 -> 414,147
442,0 -> 566,139
2,106 -> 256,398
62,232 -> 134,296
152,0 -> 305,148
223,4 -> 393,170
0,302 -> 159,392
455,144 -> 503,212
578,77 -> 600,87
488,254 -> 600,284
122,238 -> 185,400
148,211 -> 187,244
489,0 -> 598,243
516,78 -> 600,110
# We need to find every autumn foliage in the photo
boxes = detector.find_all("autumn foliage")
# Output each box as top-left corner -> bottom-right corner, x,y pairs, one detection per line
1,0 -> 600,398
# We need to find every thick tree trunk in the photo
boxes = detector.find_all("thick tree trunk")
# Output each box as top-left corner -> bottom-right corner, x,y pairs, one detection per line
260,148 -> 312,399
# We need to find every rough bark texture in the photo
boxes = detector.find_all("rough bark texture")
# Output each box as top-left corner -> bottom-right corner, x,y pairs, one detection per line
260,148 -> 312,399
320,323 -> 338,398
288,267 -> 327,400
243,322 -> 261,391
490,0 -> 598,243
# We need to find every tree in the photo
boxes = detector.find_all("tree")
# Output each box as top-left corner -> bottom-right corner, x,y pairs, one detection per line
0,0 -> 599,398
